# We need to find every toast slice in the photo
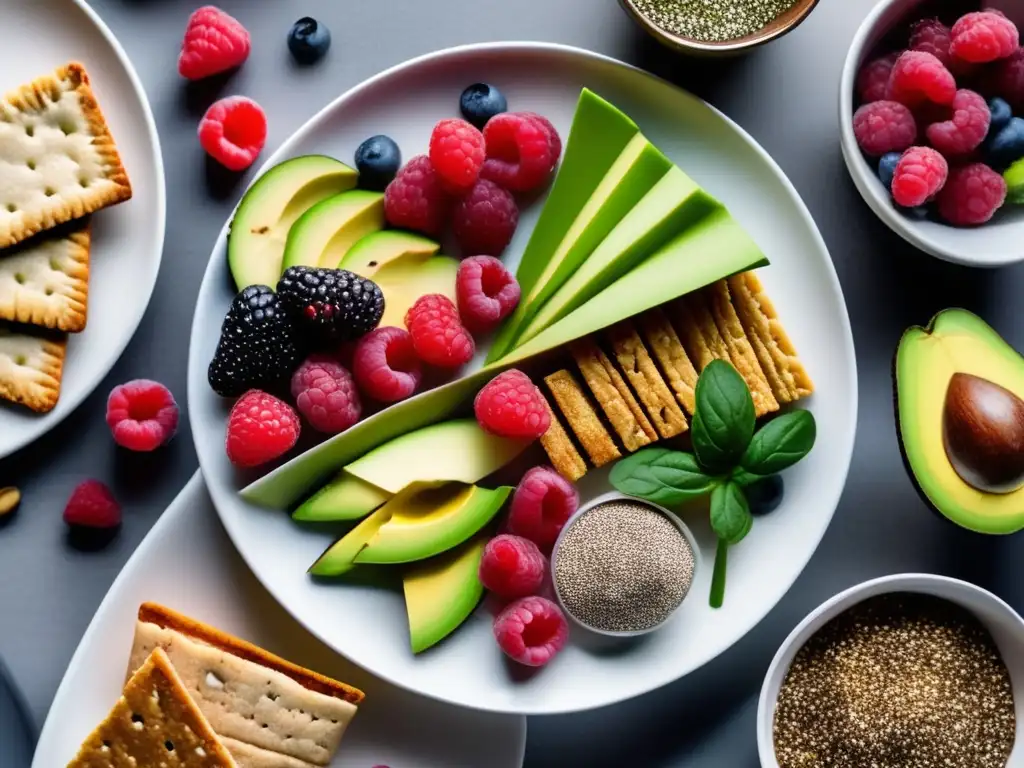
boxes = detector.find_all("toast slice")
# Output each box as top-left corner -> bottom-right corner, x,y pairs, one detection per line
539,395 -> 588,482
0,322 -> 65,413
637,307 -> 699,415
544,369 -> 620,467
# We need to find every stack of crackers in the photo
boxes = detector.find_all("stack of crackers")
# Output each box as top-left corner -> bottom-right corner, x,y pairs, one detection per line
68,603 -> 365,768
0,62 -> 132,414
539,272 -> 814,481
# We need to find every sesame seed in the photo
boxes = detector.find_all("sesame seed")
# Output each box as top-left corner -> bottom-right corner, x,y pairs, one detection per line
632,0 -> 799,43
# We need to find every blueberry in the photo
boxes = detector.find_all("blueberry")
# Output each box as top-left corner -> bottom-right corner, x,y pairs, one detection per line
745,475 -> 784,517
288,17 -> 331,64
459,83 -> 508,129
899,204 -> 931,220
986,116 -> 1024,169
988,97 -> 1013,136
354,135 -> 401,191
878,152 -> 901,191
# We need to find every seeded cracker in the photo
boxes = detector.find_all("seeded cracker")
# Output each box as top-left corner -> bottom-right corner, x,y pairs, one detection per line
637,307 -> 699,415
0,322 -> 65,412
539,395 -> 588,481
544,369 -> 620,467
668,292 -> 729,371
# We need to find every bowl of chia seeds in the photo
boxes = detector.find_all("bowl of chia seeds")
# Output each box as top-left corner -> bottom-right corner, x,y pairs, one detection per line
757,574 -> 1024,768
619,0 -> 822,56
550,491 -> 701,638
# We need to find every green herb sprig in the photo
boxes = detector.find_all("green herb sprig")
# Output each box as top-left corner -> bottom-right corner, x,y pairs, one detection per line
609,360 -> 816,608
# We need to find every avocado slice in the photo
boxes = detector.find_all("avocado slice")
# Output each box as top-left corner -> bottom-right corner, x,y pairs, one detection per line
403,532 -> 487,653
308,502 -> 392,576
896,308 -> 1024,534
228,155 -> 357,290
281,190 -> 385,271
337,230 -> 440,276
292,471 -> 390,522
372,255 -> 458,328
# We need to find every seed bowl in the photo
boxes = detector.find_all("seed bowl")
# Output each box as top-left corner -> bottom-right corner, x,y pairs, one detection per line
757,573 -> 1024,766
550,491 -> 702,639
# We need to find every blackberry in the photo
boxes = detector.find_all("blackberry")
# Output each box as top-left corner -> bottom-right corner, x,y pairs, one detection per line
208,285 -> 303,397
277,266 -> 384,344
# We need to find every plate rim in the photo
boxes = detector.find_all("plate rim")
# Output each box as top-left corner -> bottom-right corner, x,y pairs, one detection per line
188,40 -> 859,715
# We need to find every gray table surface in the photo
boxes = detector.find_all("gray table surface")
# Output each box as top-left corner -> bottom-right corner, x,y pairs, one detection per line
3,0 -> 1024,765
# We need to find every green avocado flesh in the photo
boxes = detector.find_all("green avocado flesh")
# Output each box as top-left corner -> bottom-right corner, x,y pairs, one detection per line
292,471 -> 390,522
404,533 -> 487,653
896,308 -> 1024,534
337,230 -> 440,275
228,155 -> 357,290
281,190 -> 385,271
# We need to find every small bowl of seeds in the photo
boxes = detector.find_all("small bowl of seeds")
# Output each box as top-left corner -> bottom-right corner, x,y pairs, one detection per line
757,574 -> 1024,768
551,491 -> 701,638
619,0 -> 822,56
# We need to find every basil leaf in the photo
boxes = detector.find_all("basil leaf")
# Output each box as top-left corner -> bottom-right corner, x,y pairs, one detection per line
710,481 -> 753,545
691,360 -> 755,473
609,448 -> 719,506
730,468 -> 763,487
740,410 -> 817,476
710,538 -> 728,609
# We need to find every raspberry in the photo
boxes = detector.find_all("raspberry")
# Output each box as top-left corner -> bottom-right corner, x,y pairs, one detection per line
925,89 -> 991,156
226,390 -> 301,468
351,326 -> 422,403
520,112 -> 563,163
384,155 -> 451,236
936,162 -> 1007,225
178,6 -> 251,81
853,100 -> 918,156
857,52 -> 901,103
992,48 -> 1024,109
105,379 -> 179,452
886,51 -> 957,107
452,179 -> 519,256
198,96 -> 267,172
404,294 -> 474,368
479,534 -> 547,600
493,596 -> 569,667
428,118 -> 486,193
481,112 -> 558,193
290,355 -> 361,434
474,370 -> 550,439
63,480 -> 120,530
507,465 -> 579,552
456,255 -> 521,333
891,146 -> 949,207
950,12 -> 1019,64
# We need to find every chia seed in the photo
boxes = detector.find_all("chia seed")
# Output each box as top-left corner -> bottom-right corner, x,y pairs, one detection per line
553,500 -> 695,633
632,0 -> 800,43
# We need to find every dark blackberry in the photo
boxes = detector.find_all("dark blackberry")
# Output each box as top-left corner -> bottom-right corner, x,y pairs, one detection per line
276,266 -> 384,344
208,285 -> 304,398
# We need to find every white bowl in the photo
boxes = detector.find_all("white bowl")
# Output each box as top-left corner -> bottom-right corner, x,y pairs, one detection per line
757,574 -> 1024,766
839,0 -> 1024,267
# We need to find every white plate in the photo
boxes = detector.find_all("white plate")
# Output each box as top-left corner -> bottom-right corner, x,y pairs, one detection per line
31,473 -> 527,768
188,43 -> 857,715
0,0 -> 165,458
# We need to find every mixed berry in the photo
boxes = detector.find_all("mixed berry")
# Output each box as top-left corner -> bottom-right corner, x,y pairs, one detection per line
287,17 -> 331,65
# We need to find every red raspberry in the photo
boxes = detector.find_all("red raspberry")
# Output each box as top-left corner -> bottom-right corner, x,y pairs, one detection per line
507,465 -> 579,552
926,89 -> 991,156
63,480 -> 121,530
198,96 -> 267,172
456,255 -> 521,333
857,52 -> 901,103
352,326 -> 422,403
226,390 -> 301,468
428,118 -> 486,193
936,163 -> 1007,225
481,113 -> 558,193
474,370 -> 550,439
853,100 -> 918,156
950,12 -> 1019,65
178,6 -> 251,81
452,179 -> 519,256
404,294 -> 474,368
891,146 -> 949,207
493,596 -> 569,667
384,155 -> 451,236
520,112 -> 563,162
886,51 -> 957,107
105,379 -> 179,452
992,48 -> 1024,109
479,534 -> 547,600
290,355 -> 361,434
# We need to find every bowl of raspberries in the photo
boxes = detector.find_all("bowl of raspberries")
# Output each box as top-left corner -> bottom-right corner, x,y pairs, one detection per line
841,0 -> 1024,266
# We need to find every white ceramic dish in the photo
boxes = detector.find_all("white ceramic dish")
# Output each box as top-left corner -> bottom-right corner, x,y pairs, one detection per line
188,42 -> 857,715
0,0 -> 165,458
31,473 -> 527,768
840,0 -> 1024,267
757,573 -> 1024,766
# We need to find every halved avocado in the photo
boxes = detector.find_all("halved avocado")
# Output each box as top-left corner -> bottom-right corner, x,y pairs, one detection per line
292,471 -> 390,522
373,255 -> 458,328
281,190 -> 385,271
895,308 -> 1024,534
337,230 -> 440,276
228,155 -> 357,290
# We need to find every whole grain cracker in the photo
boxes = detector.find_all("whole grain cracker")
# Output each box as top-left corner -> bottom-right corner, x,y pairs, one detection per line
539,396 -> 588,482
669,293 -> 730,371
637,307 -> 699,415
544,369 -> 620,467
0,321 -> 65,412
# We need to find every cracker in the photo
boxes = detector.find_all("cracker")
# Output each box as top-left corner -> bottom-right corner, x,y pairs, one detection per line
0,62 -> 131,249
669,293 -> 730,371
68,647 -> 237,767
539,396 -> 588,482
544,369 -> 620,467
0,219 -> 90,331
637,307 -> 699,415
606,321 -> 688,439
570,337 -> 655,452
0,322 -> 65,413
702,279 -> 780,417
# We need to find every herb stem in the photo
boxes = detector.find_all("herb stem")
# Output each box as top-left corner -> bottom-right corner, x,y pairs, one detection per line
710,537 -> 728,608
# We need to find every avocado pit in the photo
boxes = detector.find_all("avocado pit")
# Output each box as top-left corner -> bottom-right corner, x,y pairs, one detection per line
943,373 -> 1024,494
